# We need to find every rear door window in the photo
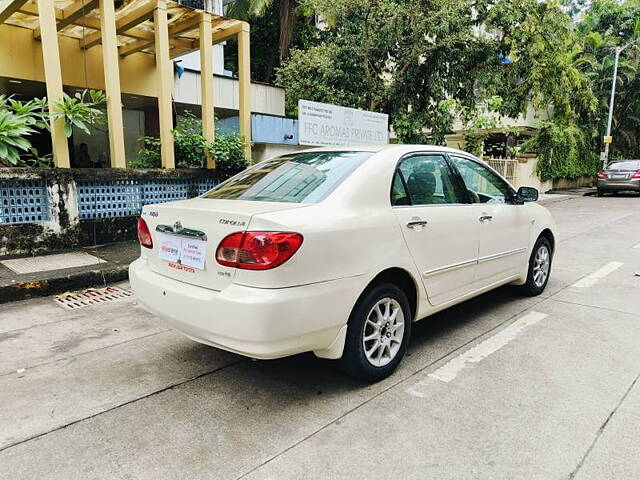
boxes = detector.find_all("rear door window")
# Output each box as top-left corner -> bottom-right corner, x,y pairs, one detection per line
394,154 -> 464,205
204,151 -> 373,203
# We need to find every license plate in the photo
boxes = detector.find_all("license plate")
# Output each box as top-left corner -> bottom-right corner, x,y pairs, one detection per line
157,232 -> 207,270
610,174 -> 627,179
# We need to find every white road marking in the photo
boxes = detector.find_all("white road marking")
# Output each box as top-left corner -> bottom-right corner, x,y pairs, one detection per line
407,311 -> 548,397
633,242 -> 640,249
571,262 -> 624,288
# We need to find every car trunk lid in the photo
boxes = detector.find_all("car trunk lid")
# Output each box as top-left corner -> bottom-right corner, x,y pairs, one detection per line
142,198 -> 306,291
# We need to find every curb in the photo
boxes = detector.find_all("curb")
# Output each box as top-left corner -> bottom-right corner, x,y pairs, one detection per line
538,195 -> 575,206
0,265 -> 129,305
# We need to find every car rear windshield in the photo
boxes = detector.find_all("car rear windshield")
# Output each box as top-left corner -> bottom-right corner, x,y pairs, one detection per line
608,160 -> 640,170
203,151 -> 373,203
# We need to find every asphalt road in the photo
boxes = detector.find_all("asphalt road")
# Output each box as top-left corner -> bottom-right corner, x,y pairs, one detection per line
1,192 -> 639,480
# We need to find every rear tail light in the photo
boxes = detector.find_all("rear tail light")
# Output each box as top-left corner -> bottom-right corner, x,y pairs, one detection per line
137,217 -> 153,249
597,170 -> 606,179
633,170 -> 640,179
216,231 -> 303,270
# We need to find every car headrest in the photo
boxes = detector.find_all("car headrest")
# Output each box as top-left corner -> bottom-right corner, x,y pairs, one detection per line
407,169 -> 436,196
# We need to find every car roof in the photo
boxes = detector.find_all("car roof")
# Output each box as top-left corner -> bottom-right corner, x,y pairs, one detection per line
295,144 -> 474,156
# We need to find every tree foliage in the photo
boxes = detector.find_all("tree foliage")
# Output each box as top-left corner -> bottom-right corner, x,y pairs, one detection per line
275,0 -> 640,180
278,0 -> 496,144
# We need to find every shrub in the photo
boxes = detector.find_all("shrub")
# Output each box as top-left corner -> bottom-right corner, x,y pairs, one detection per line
208,133 -> 248,177
131,112 -> 249,176
522,121 -> 600,181
0,90 -> 105,166
128,136 -> 161,168
0,109 -> 36,166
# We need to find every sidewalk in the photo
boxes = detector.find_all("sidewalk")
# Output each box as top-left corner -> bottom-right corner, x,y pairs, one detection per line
0,242 -> 139,304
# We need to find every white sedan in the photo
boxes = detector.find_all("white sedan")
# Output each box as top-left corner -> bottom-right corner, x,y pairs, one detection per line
130,145 -> 556,381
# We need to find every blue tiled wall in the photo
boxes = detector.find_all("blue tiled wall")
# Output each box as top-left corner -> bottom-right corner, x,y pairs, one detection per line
0,179 -> 49,225
76,178 -> 218,219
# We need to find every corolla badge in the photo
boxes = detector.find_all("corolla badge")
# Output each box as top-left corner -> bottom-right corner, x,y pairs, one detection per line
173,220 -> 183,232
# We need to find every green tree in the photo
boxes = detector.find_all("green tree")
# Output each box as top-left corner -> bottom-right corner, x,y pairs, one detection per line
278,0 -> 494,142
576,0 -> 640,157
226,0 -> 316,82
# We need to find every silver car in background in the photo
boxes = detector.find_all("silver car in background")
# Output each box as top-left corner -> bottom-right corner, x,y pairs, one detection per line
596,160 -> 640,196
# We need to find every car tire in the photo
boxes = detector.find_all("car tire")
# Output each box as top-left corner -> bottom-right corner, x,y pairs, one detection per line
340,283 -> 412,382
522,236 -> 553,296
597,188 -> 605,197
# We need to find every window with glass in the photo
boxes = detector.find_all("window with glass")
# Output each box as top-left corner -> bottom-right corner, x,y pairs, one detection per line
451,155 -> 512,204
203,151 -> 373,203
392,154 -> 464,206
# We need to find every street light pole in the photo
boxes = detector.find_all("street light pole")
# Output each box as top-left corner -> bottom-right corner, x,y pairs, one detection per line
602,46 -> 623,168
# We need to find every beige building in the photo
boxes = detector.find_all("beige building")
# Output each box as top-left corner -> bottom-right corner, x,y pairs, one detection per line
0,0 -> 262,167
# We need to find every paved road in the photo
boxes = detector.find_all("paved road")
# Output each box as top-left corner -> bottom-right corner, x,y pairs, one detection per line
1,193 -> 639,479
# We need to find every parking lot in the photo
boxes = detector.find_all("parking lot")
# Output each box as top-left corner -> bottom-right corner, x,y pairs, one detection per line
1,192 -> 639,479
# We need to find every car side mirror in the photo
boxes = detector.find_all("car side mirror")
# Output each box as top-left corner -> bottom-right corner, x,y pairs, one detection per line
516,186 -> 539,203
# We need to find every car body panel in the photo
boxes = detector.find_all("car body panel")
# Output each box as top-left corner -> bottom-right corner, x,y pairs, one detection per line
130,257 -> 369,359
393,204 -> 480,306
472,201 -> 531,285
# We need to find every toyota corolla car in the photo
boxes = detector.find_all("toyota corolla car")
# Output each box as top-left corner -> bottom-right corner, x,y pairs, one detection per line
130,145 -> 556,381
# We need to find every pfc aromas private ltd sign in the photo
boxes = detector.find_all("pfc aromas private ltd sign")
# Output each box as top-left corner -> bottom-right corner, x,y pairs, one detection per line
298,100 -> 389,146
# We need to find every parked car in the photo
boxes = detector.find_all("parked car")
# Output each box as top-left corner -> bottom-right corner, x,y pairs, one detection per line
596,160 -> 640,196
130,146 -> 556,381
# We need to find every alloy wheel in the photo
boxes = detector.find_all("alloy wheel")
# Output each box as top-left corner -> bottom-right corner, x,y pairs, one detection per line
362,297 -> 405,367
533,245 -> 550,288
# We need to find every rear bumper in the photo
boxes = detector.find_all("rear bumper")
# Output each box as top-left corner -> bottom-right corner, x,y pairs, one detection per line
129,258 -> 365,359
596,178 -> 640,191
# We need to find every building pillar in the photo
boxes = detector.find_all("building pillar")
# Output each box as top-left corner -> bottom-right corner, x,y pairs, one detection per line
154,0 -> 175,169
100,0 -> 126,168
237,23 -> 252,164
36,0 -> 70,168
199,12 -> 215,169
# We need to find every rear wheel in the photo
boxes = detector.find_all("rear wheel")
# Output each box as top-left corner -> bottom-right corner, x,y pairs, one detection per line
597,188 -> 605,197
522,237 -> 552,296
340,283 -> 412,382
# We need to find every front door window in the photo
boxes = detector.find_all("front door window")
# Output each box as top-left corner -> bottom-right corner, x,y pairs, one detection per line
451,156 -> 512,204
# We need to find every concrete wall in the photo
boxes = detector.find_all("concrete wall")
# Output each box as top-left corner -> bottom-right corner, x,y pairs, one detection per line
513,157 -> 553,192
0,168 -> 221,257
252,144 -> 309,163
0,24 -> 158,98
0,23 -> 286,117
552,176 -> 594,190
450,105 -> 547,132
173,69 -> 286,117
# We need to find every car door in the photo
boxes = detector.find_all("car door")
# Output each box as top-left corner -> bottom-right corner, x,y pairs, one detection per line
392,153 -> 480,306
449,154 -> 530,286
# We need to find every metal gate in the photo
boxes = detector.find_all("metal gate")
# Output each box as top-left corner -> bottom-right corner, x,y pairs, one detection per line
484,157 -> 518,185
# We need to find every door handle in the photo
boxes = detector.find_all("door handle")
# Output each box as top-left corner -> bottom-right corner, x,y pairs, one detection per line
406,220 -> 428,229
479,214 -> 493,222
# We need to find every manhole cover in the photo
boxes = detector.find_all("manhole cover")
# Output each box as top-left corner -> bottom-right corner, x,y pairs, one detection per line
1,252 -> 106,274
54,286 -> 132,310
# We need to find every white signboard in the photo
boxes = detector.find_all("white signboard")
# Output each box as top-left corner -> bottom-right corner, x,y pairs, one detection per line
157,232 -> 207,270
298,100 -> 389,147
